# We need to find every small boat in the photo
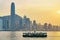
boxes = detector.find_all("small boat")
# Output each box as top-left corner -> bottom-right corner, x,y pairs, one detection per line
23,32 -> 47,37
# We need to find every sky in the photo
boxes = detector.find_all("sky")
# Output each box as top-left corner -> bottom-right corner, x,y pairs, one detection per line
0,0 -> 60,25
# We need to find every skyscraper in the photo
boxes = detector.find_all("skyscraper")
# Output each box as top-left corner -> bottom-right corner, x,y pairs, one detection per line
32,20 -> 37,31
11,2 -> 15,30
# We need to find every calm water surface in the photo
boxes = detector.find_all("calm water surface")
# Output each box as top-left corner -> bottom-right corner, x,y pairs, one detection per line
0,31 -> 60,40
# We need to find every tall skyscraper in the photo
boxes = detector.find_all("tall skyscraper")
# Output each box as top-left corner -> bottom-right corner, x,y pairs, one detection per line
11,2 -> 15,30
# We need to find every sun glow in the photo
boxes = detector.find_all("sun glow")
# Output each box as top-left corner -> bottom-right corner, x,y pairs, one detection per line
57,10 -> 60,14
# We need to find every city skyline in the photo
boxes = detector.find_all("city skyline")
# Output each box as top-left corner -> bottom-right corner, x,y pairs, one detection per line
0,0 -> 60,25
0,2 -> 60,31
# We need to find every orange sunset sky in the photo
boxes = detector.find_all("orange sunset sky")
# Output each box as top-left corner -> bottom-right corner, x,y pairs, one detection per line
0,0 -> 60,25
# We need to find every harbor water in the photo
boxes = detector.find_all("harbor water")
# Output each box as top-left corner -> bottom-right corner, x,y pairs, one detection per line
0,31 -> 60,40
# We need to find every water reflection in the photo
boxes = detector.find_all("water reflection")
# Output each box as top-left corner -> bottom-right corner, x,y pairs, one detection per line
10,31 -> 17,40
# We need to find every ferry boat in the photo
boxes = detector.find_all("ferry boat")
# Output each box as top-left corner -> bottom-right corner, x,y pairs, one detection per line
23,32 -> 47,37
